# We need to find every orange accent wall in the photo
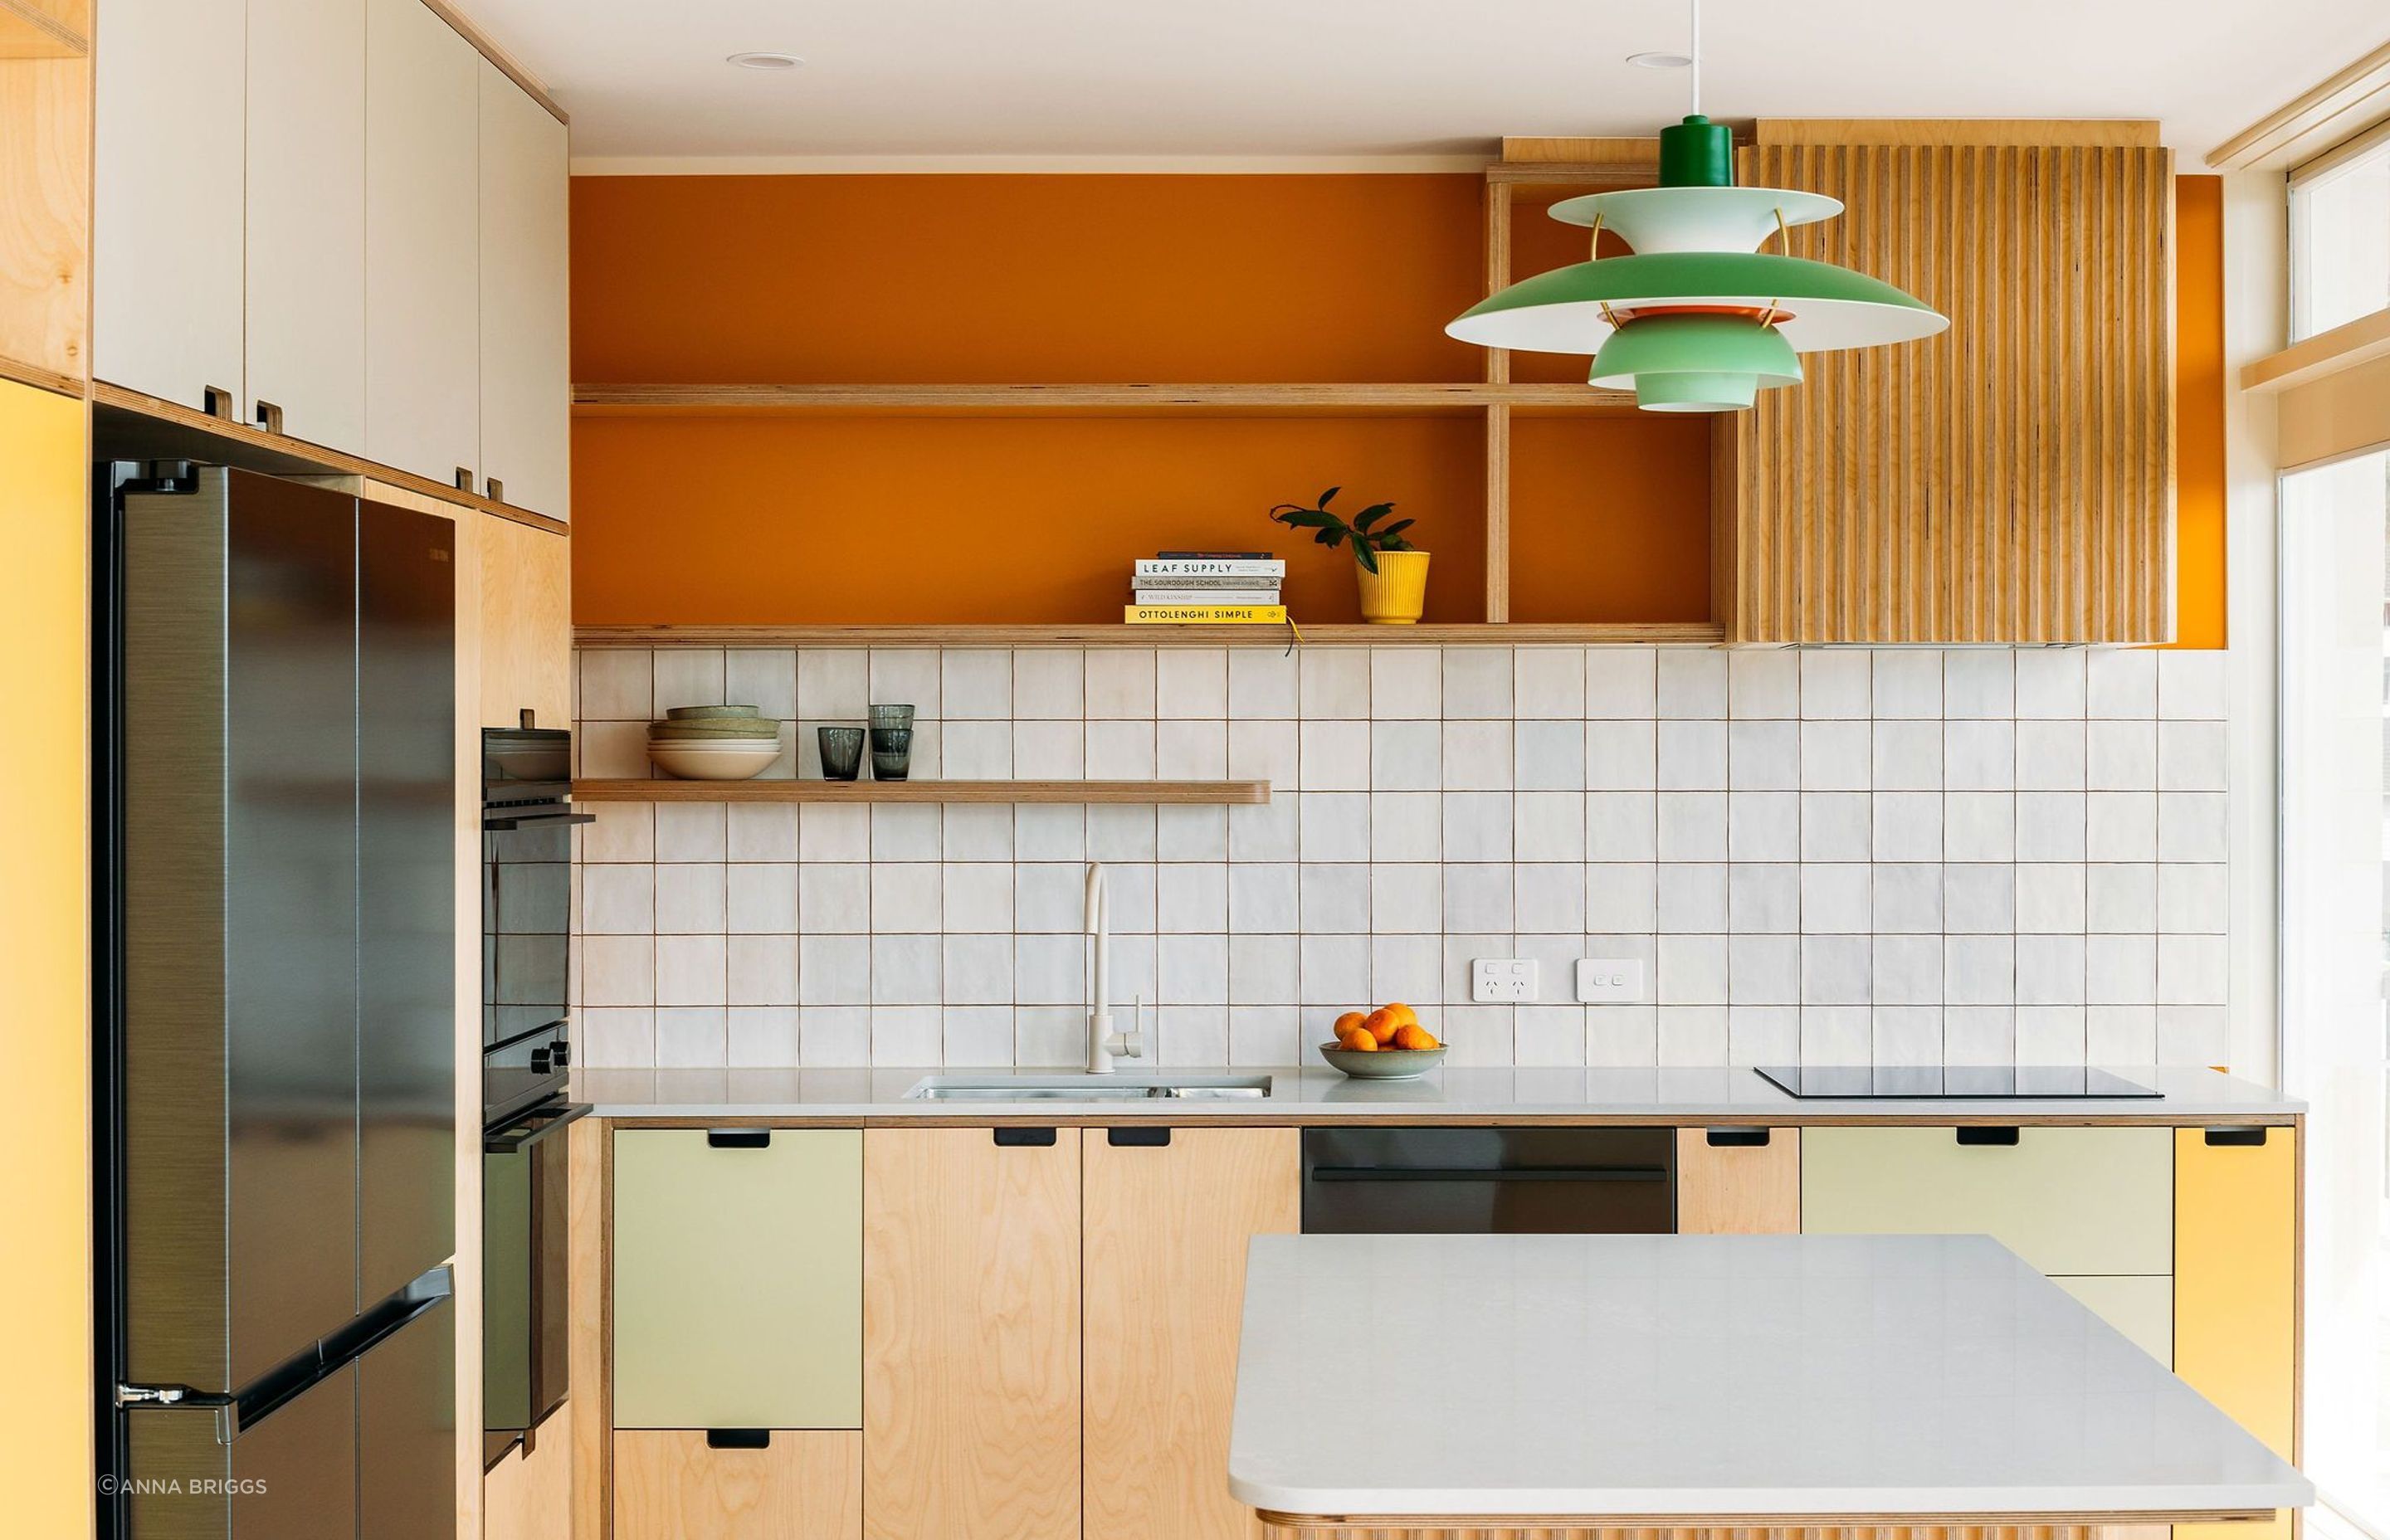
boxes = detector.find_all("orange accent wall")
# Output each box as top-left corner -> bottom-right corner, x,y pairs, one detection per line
569,172 -> 2230,636
2173,174 -> 2228,649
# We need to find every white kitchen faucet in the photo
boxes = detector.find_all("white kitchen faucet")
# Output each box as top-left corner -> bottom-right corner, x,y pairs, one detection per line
1083,862 -> 1145,1073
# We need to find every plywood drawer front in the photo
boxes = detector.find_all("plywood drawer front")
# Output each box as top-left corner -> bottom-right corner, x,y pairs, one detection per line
614,1430 -> 860,1540
1675,1128 -> 1800,1234
612,1129 -> 862,1430
1800,1127 -> 2171,1275
2051,1274 -> 2173,1367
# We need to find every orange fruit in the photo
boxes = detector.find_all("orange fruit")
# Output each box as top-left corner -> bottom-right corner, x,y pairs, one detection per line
1393,1023 -> 1438,1050
1381,1001 -> 1420,1031
1338,1031 -> 1379,1052
1361,1006 -> 1400,1045
1332,1011 -> 1368,1040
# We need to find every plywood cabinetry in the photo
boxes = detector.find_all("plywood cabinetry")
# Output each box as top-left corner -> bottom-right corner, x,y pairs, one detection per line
862,1128 -> 1081,1540
478,515 -> 571,730
2175,1126 -> 2298,1540
484,1428 -> 572,1540
614,1430 -> 860,1540
612,1129 -> 862,1430
92,0 -> 245,412
0,32 -> 87,390
1726,132 -> 2176,642
1084,1128 -> 1300,1540
1675,1128 -> 1799,1234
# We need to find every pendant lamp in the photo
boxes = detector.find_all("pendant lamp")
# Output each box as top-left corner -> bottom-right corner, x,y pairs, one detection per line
1446,0 -> 1947,412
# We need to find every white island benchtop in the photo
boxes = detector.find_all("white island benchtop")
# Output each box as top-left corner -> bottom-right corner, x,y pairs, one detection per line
1228,1233 -> 2310,1533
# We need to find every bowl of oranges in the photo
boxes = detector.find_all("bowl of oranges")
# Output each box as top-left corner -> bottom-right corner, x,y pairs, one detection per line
1320,1003 -> 1445,1079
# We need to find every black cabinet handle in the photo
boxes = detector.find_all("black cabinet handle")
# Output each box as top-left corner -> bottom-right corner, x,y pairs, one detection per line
1705,1128 -> 1770,1148
705,1429 -> 770,1450
993,1128 -> 1056,1147
1307,1165 -> 1666,1183
2204,1127 -> 2270,1148
706,1128 -> 770,1149
1955,1127 -> 2021,1147
1108,1127 -> 1171,1148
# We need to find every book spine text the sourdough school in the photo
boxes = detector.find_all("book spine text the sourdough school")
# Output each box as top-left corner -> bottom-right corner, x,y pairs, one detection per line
1123,604 -> 1289,624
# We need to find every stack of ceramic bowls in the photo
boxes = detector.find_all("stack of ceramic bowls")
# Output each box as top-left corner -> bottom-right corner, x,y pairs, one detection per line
646,705 -> 783,780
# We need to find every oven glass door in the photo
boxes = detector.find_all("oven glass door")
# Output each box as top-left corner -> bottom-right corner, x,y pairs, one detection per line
483,816 -> 571,1055
484,1101 -> 585,1466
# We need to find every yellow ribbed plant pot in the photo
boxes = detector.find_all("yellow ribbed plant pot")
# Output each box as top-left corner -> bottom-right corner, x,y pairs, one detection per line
1355,549 -> 1431,624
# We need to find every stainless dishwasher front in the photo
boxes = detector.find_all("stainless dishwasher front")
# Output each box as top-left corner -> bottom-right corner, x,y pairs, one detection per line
1299,1126 -> 1676,1234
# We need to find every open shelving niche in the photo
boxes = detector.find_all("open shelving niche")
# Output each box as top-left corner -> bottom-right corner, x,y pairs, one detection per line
572,152 -> 1737,651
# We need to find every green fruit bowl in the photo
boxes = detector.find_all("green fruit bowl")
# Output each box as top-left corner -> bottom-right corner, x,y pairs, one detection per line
1319,1044 -> 1447,1080
665,704 -> 768,720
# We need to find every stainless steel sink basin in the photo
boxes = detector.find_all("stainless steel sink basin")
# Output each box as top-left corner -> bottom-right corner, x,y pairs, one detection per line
905,1074 -> 1272,1102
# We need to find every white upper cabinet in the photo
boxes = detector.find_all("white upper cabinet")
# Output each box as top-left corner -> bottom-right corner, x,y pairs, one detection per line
476,60 -> 572,521
365,0 -> 482,489
246,0 -> 368,455
94,0 -> 247,413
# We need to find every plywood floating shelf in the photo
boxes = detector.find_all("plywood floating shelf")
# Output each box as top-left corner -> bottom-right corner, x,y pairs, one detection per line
574,622 -> 1727,649
573,777 -> 1271,806
571,382 -> 1641,417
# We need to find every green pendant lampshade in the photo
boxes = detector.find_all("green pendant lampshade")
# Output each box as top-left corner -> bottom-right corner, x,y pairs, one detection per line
1448,249 -> 1946,357
1589,314 -> 1802,412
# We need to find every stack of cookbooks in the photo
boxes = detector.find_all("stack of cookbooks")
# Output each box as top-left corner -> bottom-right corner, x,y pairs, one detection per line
1124,551 -> 1288,623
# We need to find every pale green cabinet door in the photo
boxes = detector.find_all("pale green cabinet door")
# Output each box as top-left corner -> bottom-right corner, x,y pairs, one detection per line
2052,1274 -> 2173,1366
1799,1127 -> 2172,1275
612,1129 -> 862,1430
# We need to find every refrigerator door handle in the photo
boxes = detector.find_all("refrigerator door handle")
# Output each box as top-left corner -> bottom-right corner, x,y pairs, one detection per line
115,1383 -> 242,1443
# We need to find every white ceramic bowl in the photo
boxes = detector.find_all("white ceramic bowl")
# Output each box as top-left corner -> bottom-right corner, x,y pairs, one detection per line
646,743 -> 783,780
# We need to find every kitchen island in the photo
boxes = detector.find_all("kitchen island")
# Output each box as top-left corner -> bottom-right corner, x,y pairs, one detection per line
1227,1232 -> 2311,1538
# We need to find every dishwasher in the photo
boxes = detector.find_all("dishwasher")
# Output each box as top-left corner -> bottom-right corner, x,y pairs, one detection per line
1300,1127 -> 1675,1233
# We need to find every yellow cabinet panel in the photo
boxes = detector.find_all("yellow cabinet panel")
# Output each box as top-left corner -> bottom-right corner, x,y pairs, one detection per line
2051,1274 -> 2173,1367
1801,1127 -> 2172,1275
612,1129 -> 862,1430
2176,1126 -> 2297,1540
1084,1128 -> 1300,1540
614,1429 -> 860,1540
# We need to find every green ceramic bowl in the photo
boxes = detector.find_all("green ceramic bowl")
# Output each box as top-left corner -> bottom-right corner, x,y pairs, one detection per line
665,704 -> 768,720
1319,1044 -> 1447,1080
648,719 -> 783,739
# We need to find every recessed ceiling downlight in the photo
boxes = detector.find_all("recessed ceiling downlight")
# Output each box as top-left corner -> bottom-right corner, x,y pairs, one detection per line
726,50 -> 804,71
1627,51 -> 1693,68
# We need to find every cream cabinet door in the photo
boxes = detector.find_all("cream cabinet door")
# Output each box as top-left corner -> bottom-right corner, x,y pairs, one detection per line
246,0 -> 367,454
476,61 -> 571,520
1800,1126 -> 2172,1275
365,0 -> 480,487
93,0 -> 246,412
612,1129 -> 863,1430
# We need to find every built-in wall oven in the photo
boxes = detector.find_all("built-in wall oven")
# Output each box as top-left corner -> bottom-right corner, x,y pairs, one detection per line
481,725 -> 590,1465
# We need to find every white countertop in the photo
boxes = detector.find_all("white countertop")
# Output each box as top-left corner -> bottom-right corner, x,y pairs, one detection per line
1227,1232 -> 2314,1521
576,1064 -> 2300,1123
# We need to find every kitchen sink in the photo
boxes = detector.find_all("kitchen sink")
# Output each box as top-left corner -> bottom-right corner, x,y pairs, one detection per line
905,1074 -> 1273,1102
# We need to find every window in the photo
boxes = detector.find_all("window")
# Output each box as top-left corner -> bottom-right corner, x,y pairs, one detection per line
2280,449 -> 2390,1533
2292,132 -> 2390,340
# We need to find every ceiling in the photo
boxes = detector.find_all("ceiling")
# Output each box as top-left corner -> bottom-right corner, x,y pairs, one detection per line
462,0 -> 2378,168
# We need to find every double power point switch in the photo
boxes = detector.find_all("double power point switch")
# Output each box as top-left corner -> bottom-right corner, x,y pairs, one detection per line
1469,958 -> 1539,1002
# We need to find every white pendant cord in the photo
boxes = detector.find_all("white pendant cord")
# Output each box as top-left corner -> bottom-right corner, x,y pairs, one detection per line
1689,0 -> 1702,118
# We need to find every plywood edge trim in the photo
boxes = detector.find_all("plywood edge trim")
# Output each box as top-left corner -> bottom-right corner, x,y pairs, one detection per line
0,352 -> 84,397
1756,118 -> 2162,146
570,622 -> 1729,648
2241,306 -> 2390,392
418,0 -> 567,124
571,382 -> 1641,412
2209,37 -> 2390,169
90,382 -> 569,534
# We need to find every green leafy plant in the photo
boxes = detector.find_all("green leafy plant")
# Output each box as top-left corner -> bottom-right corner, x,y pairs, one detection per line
1268,487 -> 1417,574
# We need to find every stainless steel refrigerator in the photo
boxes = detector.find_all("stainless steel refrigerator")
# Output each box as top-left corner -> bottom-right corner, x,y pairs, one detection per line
100,466 -> 459,1540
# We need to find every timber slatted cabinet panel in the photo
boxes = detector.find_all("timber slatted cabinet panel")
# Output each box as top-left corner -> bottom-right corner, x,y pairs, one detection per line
1728,139 -> 2175,642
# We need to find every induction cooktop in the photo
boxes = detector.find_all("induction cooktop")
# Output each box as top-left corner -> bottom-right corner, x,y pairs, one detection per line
1755,1065 -> 2163,1099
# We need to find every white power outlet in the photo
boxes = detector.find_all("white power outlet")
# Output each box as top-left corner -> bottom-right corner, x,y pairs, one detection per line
1575,958 -> 1646,1003
1471,958 -> 1539,1002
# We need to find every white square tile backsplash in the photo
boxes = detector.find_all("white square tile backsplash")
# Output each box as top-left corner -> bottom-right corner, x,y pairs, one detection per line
572,644 -> 2236,1071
